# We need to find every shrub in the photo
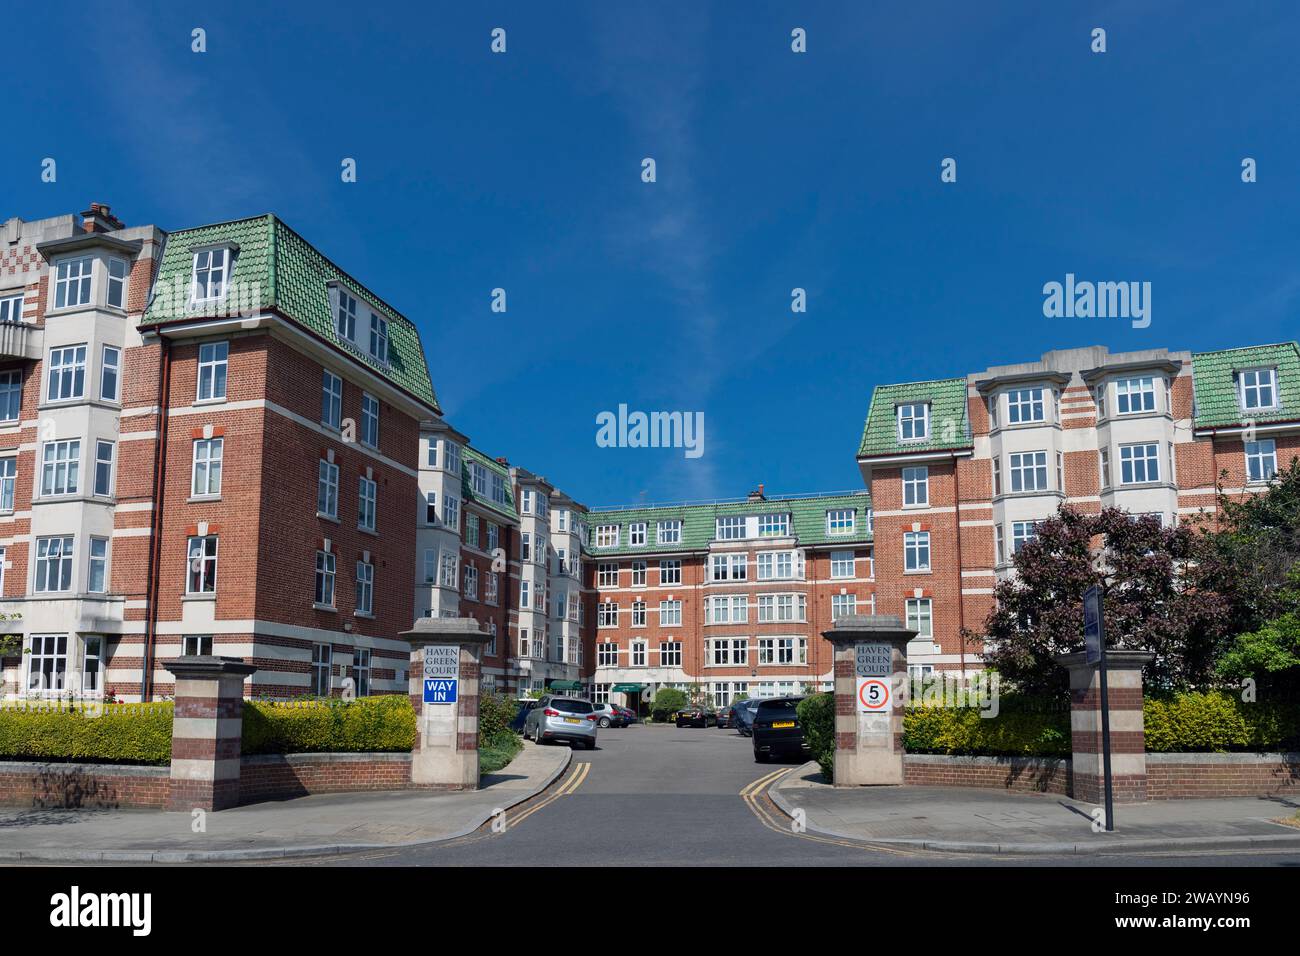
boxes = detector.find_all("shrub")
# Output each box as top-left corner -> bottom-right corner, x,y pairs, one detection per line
650,688 -> 689,722
0,702 -> 173,765
241,695 -> 415,755
797,692 -> 835,778
478,694 -> 519,748
903,699 -> 1071,758
1143,691 -> 1300,752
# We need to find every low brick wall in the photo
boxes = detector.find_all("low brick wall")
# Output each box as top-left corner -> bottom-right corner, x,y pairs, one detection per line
1146,753 -> 1300,799
238,753 -> 412,803
0,753 -> 417,810
904,754 -> 1073,795
0,762 -> 170,809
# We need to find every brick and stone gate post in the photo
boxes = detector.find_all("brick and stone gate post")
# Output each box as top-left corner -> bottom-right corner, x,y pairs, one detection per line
821,615 -> 917,786
1055,650 -> 1154,803
400,617 -> 490,790
165,656 -> 257,811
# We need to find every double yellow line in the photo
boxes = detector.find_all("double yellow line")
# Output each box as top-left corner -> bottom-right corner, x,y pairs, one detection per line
507,761 -> 590,830
738,767 -> 919,857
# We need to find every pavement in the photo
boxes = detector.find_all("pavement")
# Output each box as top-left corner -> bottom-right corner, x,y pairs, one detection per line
0,742 -> 570,863
769,760 -> 1300,855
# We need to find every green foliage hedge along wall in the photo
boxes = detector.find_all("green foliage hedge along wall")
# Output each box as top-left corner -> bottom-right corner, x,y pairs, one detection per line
0,702 -> 174,765
241,696 -> 416,755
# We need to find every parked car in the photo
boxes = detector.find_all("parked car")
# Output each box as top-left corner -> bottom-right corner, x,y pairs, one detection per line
732,698 -> 762,737
673,703 -> 717,728
717,700 -> 749,729
591,703 -> 629,728
752,696 -> 809,762
523,696 -> 599,749
613,704 -> 639,725
509,698 -> 537,733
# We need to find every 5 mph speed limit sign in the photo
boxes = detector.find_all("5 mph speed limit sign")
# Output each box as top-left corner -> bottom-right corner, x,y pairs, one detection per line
857,677 -> 891,712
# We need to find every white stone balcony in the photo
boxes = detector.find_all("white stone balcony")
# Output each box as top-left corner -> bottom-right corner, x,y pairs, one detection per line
0,321 -> 40,361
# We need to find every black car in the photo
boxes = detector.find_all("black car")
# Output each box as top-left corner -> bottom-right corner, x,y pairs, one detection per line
732,698 -> 761,737
751,696 -> 810,762
673,704 -> 717,727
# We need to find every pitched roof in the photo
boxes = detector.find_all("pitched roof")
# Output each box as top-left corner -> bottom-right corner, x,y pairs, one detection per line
140,214 -> 438,411
857,377 -> 971,457
584,492 -> 872,556
1191,342 -> 1300,430
461,446 -> 519,522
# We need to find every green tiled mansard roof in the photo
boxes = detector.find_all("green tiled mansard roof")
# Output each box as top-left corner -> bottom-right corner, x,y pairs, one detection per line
461,447 -> 519,521
141,214 -> 438,410
857,377 -> 971,457
585,492 -> 872,556
1191,342 -> 1300,429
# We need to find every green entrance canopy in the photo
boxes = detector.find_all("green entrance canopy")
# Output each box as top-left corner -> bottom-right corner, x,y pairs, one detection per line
611,683 -> 646,693
547,680 -> 583,691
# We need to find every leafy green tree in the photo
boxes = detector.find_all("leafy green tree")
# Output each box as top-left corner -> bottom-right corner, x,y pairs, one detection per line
1194,458 -> 1300,638
1215,566 -> 1300,697
970,506 -> 1228,697
649,687 -> 689,722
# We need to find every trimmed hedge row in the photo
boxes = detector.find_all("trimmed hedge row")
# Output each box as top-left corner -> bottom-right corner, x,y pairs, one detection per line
1143,692 -> 1300,753
803,689 -> 1300,775
903,702 -> 1070,757
0,702 -> 174,765
241,696 -> 415,755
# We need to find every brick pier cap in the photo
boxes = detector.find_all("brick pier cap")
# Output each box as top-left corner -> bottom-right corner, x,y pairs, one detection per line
399,617 -> 493,790
822,614 -> 917,787
165,655 -> 257,812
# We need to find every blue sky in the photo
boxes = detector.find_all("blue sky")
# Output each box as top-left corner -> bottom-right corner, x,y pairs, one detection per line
9,2 -> 1300,508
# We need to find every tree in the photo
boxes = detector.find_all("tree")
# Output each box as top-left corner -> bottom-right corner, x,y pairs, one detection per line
649,687 -> 689,722
969,506 -> 1228,697
1215,566 -> 1300,697
1194,458 -> 1300,637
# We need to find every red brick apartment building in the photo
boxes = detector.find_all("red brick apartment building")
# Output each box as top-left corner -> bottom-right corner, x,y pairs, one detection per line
0,205 -> 439,700
858,343 -> 1300,675
3,204 -> 1295,706
582,488 -> 873,709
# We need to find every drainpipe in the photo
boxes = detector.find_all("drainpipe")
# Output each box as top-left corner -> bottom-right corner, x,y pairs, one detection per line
140,335 -> 172,701
953,453 -> 967,677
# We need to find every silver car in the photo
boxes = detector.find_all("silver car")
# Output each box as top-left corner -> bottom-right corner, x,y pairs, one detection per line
524,695 -> 599,749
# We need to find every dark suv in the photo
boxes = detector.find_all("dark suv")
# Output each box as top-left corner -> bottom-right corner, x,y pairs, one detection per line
751,697 -> 809,762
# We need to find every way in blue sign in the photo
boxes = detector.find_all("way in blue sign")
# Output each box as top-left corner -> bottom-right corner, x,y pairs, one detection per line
424,679 -> 459,704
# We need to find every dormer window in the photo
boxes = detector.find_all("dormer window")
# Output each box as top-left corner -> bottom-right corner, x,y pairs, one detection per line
758,513 -> 789,536
337,288 -> 358,341
897,403 -> 929,442
1238,368 -> 1278,411
190,247 -> 230,304
54,256 -> 93,309
368,312 -> 389,365
1006,387 -> 1045,424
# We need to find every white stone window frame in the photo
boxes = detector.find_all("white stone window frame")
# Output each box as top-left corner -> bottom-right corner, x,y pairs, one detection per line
902,466 -> 929,507
1006,386 -> 1045,424
1008,450 -> 1049,493
195,341 -> 229,404
46,343 -> 88,404
1115,376 -> 1157,415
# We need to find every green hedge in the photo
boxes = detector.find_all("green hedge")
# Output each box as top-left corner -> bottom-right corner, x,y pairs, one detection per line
0,702 -> 174,765
241,696 -> 415,755
903,702 -> 1071,758
650,688 -> 689,723
478,694 -> 519,748
797,693 -> 835,778
1144,692 -> 1300,753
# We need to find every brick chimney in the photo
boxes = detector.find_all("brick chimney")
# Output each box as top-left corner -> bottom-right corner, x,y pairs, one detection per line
80,202 -> 124,233
747,483 -> 766,502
